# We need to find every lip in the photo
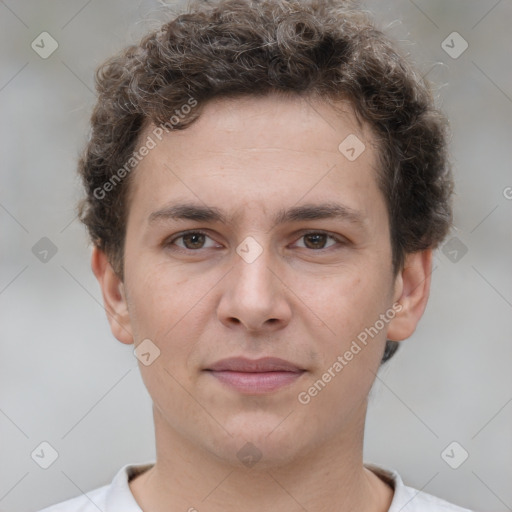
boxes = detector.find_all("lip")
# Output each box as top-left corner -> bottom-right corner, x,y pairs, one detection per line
204,357 -> 306,394
206,357 -> 304,373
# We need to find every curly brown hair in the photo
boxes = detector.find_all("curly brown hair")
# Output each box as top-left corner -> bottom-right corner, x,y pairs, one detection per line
78,0 -> 453,363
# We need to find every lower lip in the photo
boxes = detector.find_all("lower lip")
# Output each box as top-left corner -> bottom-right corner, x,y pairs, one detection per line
207,370 -> 305,394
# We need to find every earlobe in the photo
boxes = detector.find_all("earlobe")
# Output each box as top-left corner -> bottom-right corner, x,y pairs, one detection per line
91,246 -> 134,345
387,249 -> 433,342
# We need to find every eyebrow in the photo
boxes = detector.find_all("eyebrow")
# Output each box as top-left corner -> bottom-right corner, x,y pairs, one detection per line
148,201 -> 365,227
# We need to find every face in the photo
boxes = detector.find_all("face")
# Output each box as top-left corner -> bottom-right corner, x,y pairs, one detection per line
94,94 -> 430,468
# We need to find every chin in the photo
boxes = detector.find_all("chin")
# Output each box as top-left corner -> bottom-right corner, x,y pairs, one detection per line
209,412 -> 310,469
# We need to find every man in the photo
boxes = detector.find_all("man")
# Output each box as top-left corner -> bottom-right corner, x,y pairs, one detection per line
39,0 -> 475,510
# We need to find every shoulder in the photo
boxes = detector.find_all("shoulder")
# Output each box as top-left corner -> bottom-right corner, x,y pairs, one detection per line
365,463 -> 476,512
35,461 -> 155,512
36,484 -> 109,512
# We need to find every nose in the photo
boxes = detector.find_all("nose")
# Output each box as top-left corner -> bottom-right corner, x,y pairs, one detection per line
216,242 -> 292,334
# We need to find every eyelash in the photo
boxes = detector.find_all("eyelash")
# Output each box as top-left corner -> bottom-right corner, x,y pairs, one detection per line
164,230 -> 346,253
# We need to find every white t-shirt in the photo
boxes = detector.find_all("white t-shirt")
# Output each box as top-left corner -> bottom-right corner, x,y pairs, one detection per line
37,461 -> 474,512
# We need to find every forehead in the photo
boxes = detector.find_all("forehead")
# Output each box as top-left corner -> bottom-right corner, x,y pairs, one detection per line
127,94 -> 383,226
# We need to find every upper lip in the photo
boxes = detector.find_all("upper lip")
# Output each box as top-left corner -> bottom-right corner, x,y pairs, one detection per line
206,357 -> 304,373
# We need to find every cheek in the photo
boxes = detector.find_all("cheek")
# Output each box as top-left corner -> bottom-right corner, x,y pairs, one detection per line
123,262 -> 184,357
126,261 -> 218,376
303,267 -> 391,342
126,254 -> 194,323
296,272 -> 391,428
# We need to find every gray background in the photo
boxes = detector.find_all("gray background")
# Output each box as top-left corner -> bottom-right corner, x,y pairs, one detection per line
0,1 -> 511,511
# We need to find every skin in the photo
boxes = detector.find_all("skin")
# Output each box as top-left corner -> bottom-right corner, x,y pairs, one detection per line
92,94 -> 432,512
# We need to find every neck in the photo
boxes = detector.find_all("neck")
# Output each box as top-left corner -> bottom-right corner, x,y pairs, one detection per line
130,403 -> 393,512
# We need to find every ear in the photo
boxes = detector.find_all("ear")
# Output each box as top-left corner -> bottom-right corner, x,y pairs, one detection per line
387,249 -> 432,342
91,246 -> 134,345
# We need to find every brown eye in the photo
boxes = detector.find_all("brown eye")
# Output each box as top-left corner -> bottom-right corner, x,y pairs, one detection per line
303,233 -> 328,249
166,231 -> 219,251
295,232 -> 340,250
181,232 -> 206,249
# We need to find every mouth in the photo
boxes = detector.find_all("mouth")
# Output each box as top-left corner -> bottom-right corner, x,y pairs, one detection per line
204,357 -> 306,394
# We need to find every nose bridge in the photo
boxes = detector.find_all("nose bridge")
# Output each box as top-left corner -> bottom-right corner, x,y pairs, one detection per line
233,233 -> 277,299
217,232 -> 291,331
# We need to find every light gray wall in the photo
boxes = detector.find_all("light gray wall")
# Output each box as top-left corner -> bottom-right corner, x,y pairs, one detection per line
0,1 -> 510,511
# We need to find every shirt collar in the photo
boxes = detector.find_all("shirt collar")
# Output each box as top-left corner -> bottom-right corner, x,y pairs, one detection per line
104,460 -> 406,512
104,460 -> 155,512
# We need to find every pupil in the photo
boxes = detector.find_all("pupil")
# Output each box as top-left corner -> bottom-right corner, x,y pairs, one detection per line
306,234 -> 325,249
185,233 -> 204,248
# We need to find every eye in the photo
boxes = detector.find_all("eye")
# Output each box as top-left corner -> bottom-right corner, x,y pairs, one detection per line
293,231 -> 344,250
165,230 -> 220,251
164,230 -> 345,253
